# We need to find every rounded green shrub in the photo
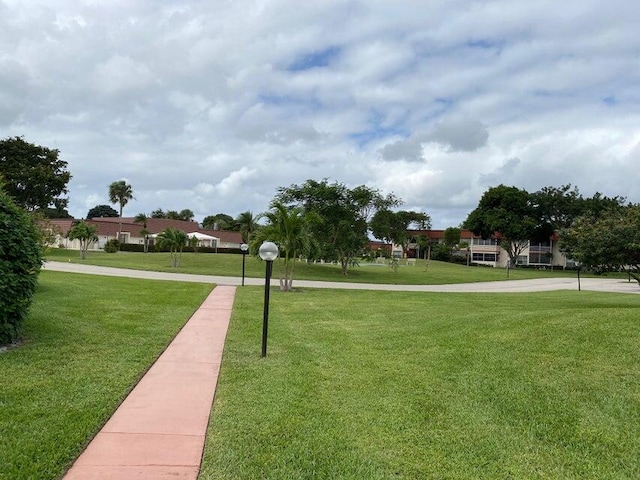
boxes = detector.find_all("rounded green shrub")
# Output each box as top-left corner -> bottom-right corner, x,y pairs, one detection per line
0,191 -> 42,344
104,238 -> 120,253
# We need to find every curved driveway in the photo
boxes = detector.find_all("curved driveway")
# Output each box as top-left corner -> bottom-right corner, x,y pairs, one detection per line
44,261 -> 639,294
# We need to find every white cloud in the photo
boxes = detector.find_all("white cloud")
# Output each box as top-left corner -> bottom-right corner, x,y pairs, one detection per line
0,0 -> 638,229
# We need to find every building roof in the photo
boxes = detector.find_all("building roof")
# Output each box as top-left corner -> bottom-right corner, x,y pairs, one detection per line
47,217 -> 243,244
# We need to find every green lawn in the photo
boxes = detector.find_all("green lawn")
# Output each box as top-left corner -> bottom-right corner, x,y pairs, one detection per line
201,288 -> 640,479
0,271 -> 213,480
44,248 -> 597,285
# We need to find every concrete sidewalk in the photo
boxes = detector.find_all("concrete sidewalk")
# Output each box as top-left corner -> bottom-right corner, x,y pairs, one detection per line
44,261 -> 639,294
62,286 -> 236,480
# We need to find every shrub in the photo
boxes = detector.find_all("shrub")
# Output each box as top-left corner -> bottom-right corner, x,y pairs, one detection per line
104,238 -> 119,253
0,192 -> 43,344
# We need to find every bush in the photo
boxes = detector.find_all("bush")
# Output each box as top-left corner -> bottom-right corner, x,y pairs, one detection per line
0,192 -> 43,344
104,238 -> 119,253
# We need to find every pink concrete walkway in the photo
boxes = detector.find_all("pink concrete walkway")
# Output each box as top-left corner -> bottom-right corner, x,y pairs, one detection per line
63,286 -> 236,480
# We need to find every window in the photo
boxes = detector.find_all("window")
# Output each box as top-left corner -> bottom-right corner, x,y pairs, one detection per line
472,252 -> 498,262
472,237 -> 498,246
529,252 -> 551,264
516,255 -> 528,266
529,240 -> 551,253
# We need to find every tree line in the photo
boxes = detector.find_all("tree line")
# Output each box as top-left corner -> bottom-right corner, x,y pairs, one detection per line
463,184 -> 639,283
2,136 -> 639,291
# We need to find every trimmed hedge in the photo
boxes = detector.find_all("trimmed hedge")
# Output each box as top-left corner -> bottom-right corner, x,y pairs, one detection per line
118,243 -> 244,255
0,192 -> 42,344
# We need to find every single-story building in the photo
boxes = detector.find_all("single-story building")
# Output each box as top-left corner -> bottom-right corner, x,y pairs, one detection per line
46,217 -> 243,251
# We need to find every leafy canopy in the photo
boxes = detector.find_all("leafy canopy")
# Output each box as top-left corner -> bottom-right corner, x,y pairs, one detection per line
275,179 -> 400,275
561,205 -> 640,284
68,221 -> 98,259
0,191 -> 42,344
0,136 -> 71,212
87,204 -> 118,219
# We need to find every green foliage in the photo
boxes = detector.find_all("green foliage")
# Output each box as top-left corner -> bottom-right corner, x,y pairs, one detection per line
150,208 -> 166,218
86,204 -> 118,219
235,210 -> 259,243
202,213 -> 236,230
104,238 -> 120,253
371,209 -> 431,248
431,242 -> 453,261
68,221 -> 98,259
443,227 -> 461,247
108,180 -> 134,241
253,201 -> 315,291
38,205 -> 73,219
166,209 -> 194,221
155,228 -> 188,267
464,185 -> 538,266
0,136 -> 72,212
276,179 -> 400,275
561,205 -> 640,284
0,191 -> 42,344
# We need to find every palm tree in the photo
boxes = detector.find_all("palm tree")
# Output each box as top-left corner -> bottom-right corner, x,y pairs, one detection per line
134,213 -> 150,253
108,180 -> 134,243
253,201 -> 314,291
235,210 -> 258,243
67,221 -> 98,260
155,228 -> 187,267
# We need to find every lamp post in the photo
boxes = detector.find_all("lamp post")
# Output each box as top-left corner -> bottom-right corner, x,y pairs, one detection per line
258,241 -> 278,357
240,243 -> 248,286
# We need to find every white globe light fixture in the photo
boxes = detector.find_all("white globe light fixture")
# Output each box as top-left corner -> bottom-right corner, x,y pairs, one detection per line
258,241 -> 278,357
240,243 -> 249,286
258,241 -> 279,261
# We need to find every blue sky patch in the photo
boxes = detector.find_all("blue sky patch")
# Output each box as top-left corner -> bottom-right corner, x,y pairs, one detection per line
288,46 -> 341,72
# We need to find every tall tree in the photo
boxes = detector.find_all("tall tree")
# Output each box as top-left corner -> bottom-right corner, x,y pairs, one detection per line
0,136 -> 72,212
464,185 -> 538,267
531,184 -> 583,234
253,201 -> 314,291
202,213 -> 235,230
108,180 -> 134,243
235,210 -> 259,243
150,208 -> 166,218
67,221 -> 98,260
86,204 -> 119,219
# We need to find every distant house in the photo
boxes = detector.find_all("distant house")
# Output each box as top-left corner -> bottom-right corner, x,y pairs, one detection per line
404,229 -> 570,268
47,217 -> 243,251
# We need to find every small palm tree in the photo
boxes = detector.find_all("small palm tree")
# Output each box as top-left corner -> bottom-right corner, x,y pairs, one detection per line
67,221 -> 98,260
155,228 -> 187,267
108,180 -> 134,243
235,210 -> 258,243
134,213 -> 150,253
253,201 -> 314,291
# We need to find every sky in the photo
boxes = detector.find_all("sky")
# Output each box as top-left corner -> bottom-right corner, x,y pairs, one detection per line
1,0 -> 639,229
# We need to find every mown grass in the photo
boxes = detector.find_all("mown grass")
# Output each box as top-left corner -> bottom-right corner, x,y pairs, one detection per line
201,288 -> 640,479
44,248 -> 597,285
0,271 -> 213,480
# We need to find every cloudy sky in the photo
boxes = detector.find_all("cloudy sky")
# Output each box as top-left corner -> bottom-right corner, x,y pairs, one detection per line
2,0 -> 639,228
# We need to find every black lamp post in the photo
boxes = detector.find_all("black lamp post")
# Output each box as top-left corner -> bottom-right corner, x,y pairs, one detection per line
258,241 -> 278,357
240,243 -> 248,286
